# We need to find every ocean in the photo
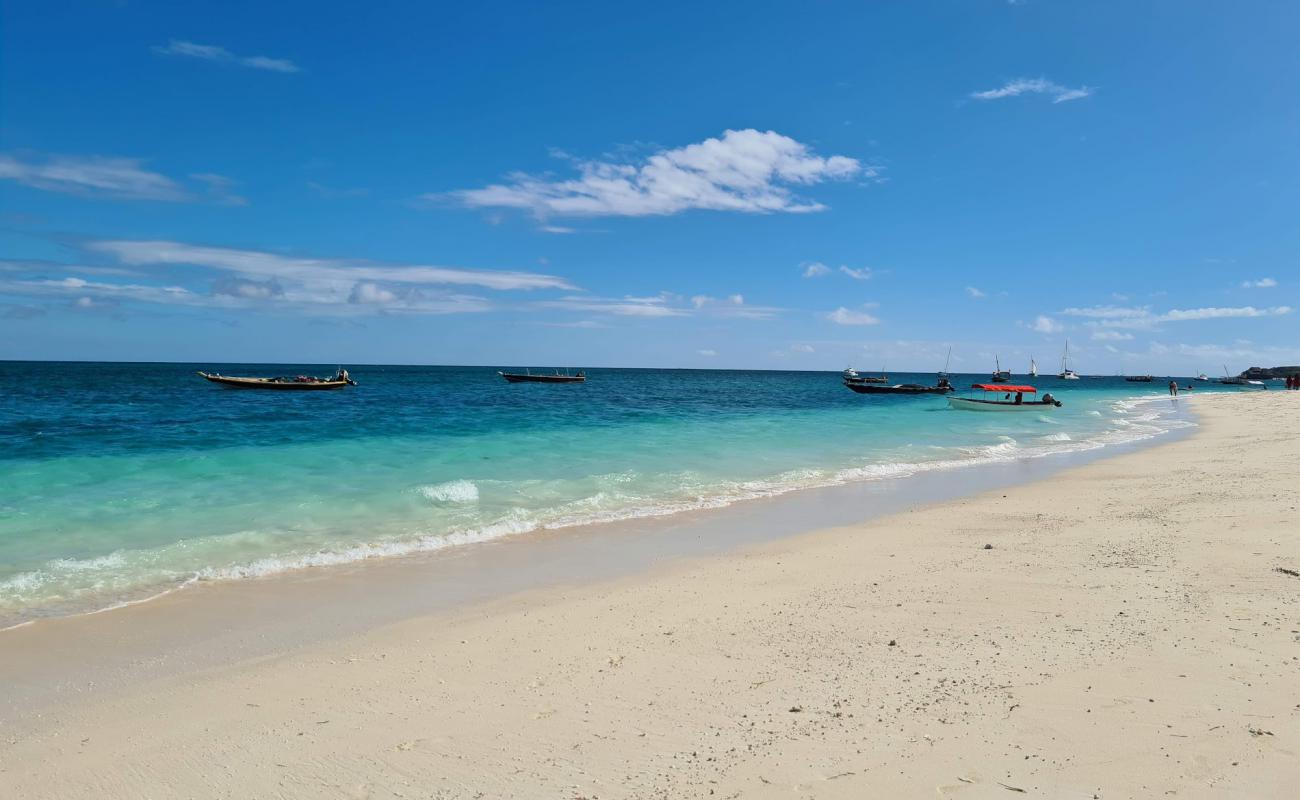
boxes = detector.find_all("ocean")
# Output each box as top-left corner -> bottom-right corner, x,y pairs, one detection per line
0,362 -> 1217,627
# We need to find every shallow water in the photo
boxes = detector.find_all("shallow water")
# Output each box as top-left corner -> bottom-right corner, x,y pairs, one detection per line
0,362 -> 1221,624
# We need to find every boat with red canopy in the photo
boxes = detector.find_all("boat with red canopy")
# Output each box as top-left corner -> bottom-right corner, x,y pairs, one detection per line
948,383 -> 1062,411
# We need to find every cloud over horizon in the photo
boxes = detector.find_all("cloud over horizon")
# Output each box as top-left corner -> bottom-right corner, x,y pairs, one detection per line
970,77 -> 1093,104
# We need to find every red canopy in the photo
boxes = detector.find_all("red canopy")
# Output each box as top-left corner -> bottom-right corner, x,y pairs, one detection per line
972,384 -> 1037,393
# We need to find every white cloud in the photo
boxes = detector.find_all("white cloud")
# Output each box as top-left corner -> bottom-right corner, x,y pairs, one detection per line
697,349 -> 718,357
826,306 -> 881,326
0,154 -> 187,201
970,77 -> 1094,104
966,286 -> 987,299
1031,315 -> 1063,334
802,261 -> 832,278
839,266 -> 873,280
1091,330 -> 1134,341
1063,303 -> 1292,331
153,40 -> 300,73
443,129 -> 868,218
1061,305 -> 1152,319
790,343 -> 815,353
539,294 -> 687,318
685,293 -> 776,319
1241,277 -> 1277,288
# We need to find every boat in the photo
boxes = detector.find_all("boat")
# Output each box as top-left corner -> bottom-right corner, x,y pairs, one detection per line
499,369 -> 586,384
1195,373 -> 1210,382
1058,340 -> 1080,379
1217,365 -> 1246,385
937,347 -> 953,380
990,355 -> 1011,383
844,378 -> 954,395
844,365 -> 890,384
949,384 -> 1062,411
197,368 -> 356,390
1124,375 -> 1154,382
1029,357 -> 1038,378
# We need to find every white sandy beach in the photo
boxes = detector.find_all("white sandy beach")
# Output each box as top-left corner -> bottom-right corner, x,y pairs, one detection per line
1,391 -> 1297,798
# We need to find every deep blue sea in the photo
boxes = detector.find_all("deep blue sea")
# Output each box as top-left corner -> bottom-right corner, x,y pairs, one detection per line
0,362 -> 1231,626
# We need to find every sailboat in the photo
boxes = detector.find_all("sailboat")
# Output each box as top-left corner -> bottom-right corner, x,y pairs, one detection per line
1058,340 -> 1080,379
938,346 -> 953,379
990,355 -> 1011,383
1029,357 -> 1038,377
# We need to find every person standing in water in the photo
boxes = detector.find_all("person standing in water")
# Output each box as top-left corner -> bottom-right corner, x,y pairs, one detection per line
1168,380 -> 1179,396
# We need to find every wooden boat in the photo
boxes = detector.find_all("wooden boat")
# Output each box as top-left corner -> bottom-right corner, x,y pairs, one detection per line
990,355 -> 1011,383
198,368 -> 356,390
844,378 -> 954,395
949,384 -> 1062,411
499,369 -> 586,384
1124,375 -> 1154,382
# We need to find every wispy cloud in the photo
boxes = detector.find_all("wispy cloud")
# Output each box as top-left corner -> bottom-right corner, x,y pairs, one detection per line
1062,303 -> 1292,331
0,153 -> 187,201
153,40 -> 300,73
540,291 -> 778,320
966,286 -> 987,299
1091,330 -> 1134,341
90,240 -> 575,292
970,77 -> 1093,104
826,306 -> 881,326
697,349 -> 718,357
1241,277 -> 1277,288
802,261 -> 832,278
441,129 -> 869,219
0,240 -> 579,317
0,153 -> 248,205
838,266 -> 873,280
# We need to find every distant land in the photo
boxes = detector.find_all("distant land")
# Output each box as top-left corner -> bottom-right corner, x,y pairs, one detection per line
1240,366 -> 1300,379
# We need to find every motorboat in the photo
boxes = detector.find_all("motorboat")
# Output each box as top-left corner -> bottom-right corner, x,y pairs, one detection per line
949,384 -> 1062,411
197,368 -> 356,390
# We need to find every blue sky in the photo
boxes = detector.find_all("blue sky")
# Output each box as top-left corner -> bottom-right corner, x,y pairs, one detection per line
1,0 -> 1296,373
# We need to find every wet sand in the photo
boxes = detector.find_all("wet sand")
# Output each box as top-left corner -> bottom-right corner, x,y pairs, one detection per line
1,391 -> 1296,798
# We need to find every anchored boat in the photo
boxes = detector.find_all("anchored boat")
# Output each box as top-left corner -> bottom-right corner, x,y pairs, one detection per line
197,368 -> 356,390
845,377 -> 954,395
499,369 -> 586,384
949,383 -> 1062,411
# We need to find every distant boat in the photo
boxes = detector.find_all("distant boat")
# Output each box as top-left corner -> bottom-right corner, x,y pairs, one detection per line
499,369 -> 586,384
938,347 -> 953,379
1029,357 -> 1038,378
845,377 -> 954,395
949,383 -> 1062,412
1058,340 -> 1080,379
1195,373 -> 1210,382
1124,375 -> 1154,382
197,368 -> 356,390
990,355 -> 1011,383
845,365 -> 890,384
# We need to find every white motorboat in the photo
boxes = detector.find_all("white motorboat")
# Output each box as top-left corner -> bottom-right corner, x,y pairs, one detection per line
949,383 -> 1062,412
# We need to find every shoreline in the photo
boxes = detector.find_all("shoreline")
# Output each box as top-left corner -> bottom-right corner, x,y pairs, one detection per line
0,391 -> 1192,632
3,392 -> 1297,797
1,397 -> 1193,716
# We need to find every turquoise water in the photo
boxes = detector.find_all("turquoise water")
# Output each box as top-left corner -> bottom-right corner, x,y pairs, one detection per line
0,362 -> 1217,626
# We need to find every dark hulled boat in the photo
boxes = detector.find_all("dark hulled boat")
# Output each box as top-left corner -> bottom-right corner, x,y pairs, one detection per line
499,370 -> 586,384
844,378 -> 954,395
1124,375 -> 1154,382
198,368 -> 356,390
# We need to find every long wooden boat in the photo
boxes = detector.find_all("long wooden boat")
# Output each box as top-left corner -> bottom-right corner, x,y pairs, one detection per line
499,370 -> 586,384
197,369 -> 356,390
1124,375 -> 1154,382
949,383 -> 1062,411
845,380 -> 954,395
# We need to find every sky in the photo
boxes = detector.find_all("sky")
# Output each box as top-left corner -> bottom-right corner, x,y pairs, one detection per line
1,0 -> 1297,374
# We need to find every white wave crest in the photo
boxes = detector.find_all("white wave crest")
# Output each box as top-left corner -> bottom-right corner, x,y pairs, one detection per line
419,480 -> 480,504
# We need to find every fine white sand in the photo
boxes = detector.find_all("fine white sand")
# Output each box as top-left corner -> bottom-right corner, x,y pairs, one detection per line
2,392 -> 1297,798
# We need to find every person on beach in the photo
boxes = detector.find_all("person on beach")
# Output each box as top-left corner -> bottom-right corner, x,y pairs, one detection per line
1169,380 -> 1178,396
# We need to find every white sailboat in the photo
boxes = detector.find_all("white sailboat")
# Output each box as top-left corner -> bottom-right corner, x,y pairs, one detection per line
938,346 -> 952,378
1029,357 -> 1038,377
1058,340 -> 1080,379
